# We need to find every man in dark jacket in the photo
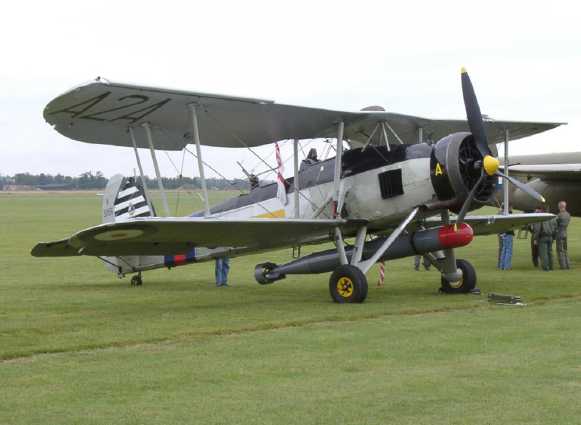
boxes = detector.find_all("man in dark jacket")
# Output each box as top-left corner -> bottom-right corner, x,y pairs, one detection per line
528,208 -> 542,267
556,201 -> 571,269
533,215 -> 557,271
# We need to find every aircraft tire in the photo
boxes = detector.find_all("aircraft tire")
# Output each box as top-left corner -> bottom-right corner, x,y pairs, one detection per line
329,265 -> 368,303
440,259 -> 476,294
130,274 -> 142,287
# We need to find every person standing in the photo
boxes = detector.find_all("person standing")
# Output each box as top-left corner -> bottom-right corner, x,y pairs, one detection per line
556,201 -> 571,269
497,232 -> 504,269
536,215 -> 557,271
529,208 -> 542,267
499,229 -> 515,270
414,255 -> 431,271
497,206 -> 507,269
215,257 -> 230,287
248,174 -> 259,190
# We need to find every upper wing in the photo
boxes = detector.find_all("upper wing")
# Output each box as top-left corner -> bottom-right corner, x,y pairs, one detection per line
507,164 -> 581,181
44,78 -> 564,151
44,79 -> 361,151
424,213 -> 555,236
31,217 -> 364,257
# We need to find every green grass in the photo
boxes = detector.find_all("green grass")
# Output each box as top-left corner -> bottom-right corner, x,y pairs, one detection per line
1,191 -> 581,424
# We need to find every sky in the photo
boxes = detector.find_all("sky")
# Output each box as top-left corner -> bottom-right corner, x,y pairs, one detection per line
1,0 -> 580,180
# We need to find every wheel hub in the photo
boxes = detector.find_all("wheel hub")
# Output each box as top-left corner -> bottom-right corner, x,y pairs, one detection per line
448,278 -> 464,289
337,277 -> 354,297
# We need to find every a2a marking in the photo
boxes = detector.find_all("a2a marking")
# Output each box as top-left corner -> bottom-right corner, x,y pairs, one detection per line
49,92 -> 171,123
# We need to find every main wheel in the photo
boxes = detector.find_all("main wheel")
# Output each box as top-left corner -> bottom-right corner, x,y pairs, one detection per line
130,274 -> 142,287
329,265 -> 368,303
440,259 -> 476,294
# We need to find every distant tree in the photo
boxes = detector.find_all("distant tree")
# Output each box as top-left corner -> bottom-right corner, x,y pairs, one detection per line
2,171 -> 251,191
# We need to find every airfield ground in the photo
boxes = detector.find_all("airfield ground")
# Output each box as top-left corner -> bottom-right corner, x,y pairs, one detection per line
1,191 -> 580,424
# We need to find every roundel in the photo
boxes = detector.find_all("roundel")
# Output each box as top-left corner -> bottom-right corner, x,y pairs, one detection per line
94,229 -> 144,241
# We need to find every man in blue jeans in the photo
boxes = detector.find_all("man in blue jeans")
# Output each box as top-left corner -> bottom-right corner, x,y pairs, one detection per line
498,206 -> 514,270
499,230 -> 514,270
215,257 -> 230,287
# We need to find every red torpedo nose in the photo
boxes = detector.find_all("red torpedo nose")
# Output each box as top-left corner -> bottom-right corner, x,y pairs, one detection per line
438,223 -> 474,249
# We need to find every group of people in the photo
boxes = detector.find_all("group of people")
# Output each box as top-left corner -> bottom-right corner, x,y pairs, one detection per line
529,201 -> 571,271
498,201 -> 571,271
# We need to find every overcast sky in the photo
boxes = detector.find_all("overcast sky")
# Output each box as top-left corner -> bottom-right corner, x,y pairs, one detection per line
2,0 -> 580,180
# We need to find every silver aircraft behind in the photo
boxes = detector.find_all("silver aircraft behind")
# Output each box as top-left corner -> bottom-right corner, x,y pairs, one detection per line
499,152 -> 581,215
32,70 -> 560,303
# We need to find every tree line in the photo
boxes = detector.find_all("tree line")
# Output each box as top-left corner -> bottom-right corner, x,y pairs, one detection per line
0,171 -> 254,191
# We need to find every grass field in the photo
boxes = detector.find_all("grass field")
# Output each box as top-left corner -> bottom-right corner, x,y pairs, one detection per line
1,191 -> 581,424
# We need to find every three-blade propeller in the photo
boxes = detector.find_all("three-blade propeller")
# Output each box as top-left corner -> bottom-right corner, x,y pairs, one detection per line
456,68 -> 545,225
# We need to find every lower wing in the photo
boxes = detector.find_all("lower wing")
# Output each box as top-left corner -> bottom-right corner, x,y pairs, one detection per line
31,218 -> 365,257
424,213 -> 554,236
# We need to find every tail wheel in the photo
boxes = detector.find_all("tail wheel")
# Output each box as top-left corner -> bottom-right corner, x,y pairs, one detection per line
329,265 -> 368,303
440,259 -> 476,294
130,274 -> 143,287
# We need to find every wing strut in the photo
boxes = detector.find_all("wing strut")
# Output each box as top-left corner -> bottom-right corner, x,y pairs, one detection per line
142,122 -> 171,216
417,126 -> 423,143
293,138 -> 300,218
502,128 -> 510,215
128,127 -> 154,213
380,122 -> 391,151
189,105 -> 211,217
332,121 -> 345,217
384,121 -> 405,145
361,120 -> 408,152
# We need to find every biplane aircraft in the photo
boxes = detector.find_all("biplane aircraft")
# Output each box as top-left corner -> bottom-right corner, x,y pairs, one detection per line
32,70 -> 563,303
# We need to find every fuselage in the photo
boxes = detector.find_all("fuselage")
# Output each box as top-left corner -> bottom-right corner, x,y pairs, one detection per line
202,143 -> 439,228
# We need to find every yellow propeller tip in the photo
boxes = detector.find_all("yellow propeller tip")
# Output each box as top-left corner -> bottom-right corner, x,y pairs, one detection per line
461,66 -> 468,74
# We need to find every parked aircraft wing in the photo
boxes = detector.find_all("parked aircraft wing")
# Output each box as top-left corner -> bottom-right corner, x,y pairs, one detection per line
31,218 -> 365,257
423,213 -> 555,236
44,78 -> 564,150
506,164 -> 581,181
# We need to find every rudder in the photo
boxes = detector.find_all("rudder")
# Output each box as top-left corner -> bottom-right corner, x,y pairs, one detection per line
102,174 -> 155,223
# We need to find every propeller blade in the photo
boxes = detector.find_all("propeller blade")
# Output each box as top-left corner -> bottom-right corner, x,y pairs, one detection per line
496,171 -> 546,203
461,68 -> 491,158
456,171 -> 487,226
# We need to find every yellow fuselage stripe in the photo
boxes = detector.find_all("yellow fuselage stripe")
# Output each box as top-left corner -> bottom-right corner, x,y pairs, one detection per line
254,209 -> 286,218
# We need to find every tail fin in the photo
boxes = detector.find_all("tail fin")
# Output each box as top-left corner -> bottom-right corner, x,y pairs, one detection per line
102,174 -> 155,223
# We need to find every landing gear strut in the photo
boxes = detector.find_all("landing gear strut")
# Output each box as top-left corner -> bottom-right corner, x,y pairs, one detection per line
440,259 -> 476,294
130,272 -> 143,287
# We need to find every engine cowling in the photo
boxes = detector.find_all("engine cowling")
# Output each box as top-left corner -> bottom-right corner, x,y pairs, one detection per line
429,132 -> 496,212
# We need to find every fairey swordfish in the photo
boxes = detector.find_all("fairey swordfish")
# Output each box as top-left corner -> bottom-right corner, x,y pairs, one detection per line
32,70 -> 562,303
